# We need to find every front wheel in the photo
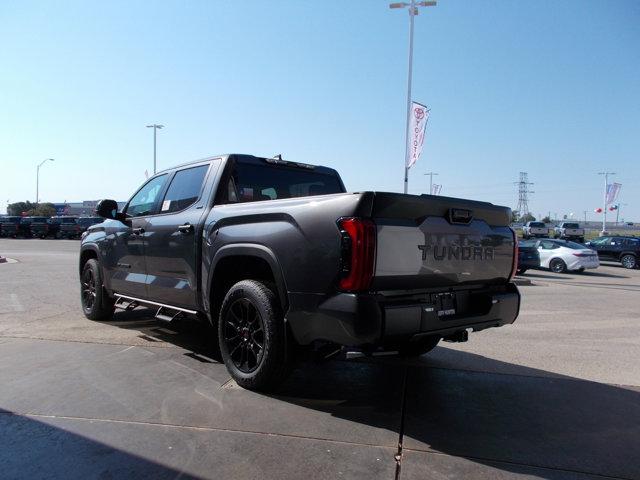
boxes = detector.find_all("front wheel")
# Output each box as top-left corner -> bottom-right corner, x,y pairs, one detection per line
218,280 -> 292,391
621,254 -> 637,269
549,258 -> 567,273
81,259 -> 115,320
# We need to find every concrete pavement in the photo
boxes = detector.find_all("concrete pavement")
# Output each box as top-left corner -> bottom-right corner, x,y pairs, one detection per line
0,239 -> 638,479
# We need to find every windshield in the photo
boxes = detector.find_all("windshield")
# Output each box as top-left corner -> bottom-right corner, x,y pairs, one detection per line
563,223 -> 579,229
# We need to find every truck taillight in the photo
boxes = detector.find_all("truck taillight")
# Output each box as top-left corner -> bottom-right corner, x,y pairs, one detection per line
337,217 -> 376,292
509,227 -> 518,281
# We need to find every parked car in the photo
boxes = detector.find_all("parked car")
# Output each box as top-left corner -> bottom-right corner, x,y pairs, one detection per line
54,216 -> 81,239
79,153 -> 520,391
520,238 -> 599,273
522,221 -> 549,239
586,236 -> 640,269
0,216 -> 22,237
553,222 -> 585,242
517,241 -> 540,274
23,216 -> 60,238
76,217 -> 103,237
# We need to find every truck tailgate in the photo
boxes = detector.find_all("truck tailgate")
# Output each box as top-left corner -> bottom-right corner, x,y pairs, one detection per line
369,192 -> 514,289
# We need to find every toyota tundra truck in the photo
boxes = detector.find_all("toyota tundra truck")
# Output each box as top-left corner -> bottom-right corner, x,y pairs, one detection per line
553,222 -> 585,243
79,154 -> 520,391
522,221 -> 549,239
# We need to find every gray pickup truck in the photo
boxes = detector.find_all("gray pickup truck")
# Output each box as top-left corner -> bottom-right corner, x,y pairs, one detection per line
79,154 -> 520,390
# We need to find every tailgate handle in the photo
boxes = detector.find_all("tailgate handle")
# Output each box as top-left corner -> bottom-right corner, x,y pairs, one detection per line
448,208 -> 473,225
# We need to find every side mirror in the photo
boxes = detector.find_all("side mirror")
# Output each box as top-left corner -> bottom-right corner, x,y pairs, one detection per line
95,199 -> 120,220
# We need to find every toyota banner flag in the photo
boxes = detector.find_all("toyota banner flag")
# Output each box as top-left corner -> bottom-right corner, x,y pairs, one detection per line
406,101 -> 430,169
606,182 -> 622,205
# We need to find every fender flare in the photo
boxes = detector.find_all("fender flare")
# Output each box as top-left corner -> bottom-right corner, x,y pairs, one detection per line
207,243 -> 289,313
79,243 -> 109,287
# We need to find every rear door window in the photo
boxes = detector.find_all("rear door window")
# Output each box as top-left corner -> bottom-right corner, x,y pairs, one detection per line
227,162 -> 344,203
160,165 -> 209,213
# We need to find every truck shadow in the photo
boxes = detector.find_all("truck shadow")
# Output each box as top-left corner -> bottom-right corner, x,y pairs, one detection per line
273,350 -> 640,479
97,312 -> 640,479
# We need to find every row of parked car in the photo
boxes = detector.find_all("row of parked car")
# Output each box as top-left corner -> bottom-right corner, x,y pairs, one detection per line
517,235 -> 640,274
522,221 -> 585,242
0,216 -> 103,239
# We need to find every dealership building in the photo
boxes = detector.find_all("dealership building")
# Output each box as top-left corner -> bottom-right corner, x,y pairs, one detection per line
52,201 -> 126,216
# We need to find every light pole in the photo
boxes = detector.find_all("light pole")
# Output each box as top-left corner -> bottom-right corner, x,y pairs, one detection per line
146,124 -> 164,174
615,203 -> 627,225
583,210 -> 587,224
598,172 -> 615,234
424,171 -> 438,194
390,0 -> 436,194
36,158 -> 55,204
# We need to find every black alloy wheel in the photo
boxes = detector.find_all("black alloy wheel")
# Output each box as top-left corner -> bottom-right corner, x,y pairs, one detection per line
80,259 -> 115,321
81,267 -> 97,311
550,258 -> 567,273
218,280 -> 293,391
222,298 -> 265,374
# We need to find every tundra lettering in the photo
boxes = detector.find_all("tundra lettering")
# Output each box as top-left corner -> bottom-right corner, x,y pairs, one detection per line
418,244 -> 495,261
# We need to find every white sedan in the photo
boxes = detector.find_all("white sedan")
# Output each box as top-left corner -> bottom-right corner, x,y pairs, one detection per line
520,238 -> 600,273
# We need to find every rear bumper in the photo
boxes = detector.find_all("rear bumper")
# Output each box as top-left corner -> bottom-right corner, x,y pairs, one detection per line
287,283 -> 520,347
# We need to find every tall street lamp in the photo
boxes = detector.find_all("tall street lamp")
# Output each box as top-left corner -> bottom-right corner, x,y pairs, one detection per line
36,158 -> 55,204
424,171 -> 438,194
146,124 -> 164,174
390,0 -> 436,194
598,172 -> 615,234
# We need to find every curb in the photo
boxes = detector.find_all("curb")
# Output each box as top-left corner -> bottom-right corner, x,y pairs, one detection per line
513,277 -> 533,286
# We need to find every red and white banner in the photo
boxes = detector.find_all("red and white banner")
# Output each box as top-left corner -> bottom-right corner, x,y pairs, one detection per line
406,101 -> 430,169
606,182 -> 622,205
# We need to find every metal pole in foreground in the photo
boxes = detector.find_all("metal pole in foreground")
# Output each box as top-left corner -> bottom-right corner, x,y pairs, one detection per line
390,1 -> 436,194
146,124 -> 164,174
598,172 -> 615,234
36,158 -> 55,204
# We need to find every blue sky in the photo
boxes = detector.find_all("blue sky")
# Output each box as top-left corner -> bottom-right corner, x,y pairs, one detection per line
1,0 -> 638,221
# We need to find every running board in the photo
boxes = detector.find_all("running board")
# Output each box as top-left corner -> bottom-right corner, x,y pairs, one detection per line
113,293 -> 198,317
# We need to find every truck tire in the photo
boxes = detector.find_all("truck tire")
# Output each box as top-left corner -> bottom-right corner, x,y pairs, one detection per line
549,258 -> 567,273
80,259 -> 115,321
398,336 -> 440,357
218,280 -> 292,392
621,254 -> 637,269
517,268 -> 527,275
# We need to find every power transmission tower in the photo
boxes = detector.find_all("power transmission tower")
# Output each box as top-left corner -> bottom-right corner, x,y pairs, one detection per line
514,172 -> 534,218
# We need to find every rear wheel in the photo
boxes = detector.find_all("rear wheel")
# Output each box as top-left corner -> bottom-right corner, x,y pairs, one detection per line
549,258 -> 567,273
398,336 -> 440,357
80,259 -> 115,320
621,254 -> 637,269
218,280 -> 292,391
517,268 -> 527,275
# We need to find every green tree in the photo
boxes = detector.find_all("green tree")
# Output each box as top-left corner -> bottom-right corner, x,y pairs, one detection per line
28,203 -> 57,217
541,216 -> 551,223
519,213 -> 536,223
7,201 -> 57,217
7,201 -> 35,216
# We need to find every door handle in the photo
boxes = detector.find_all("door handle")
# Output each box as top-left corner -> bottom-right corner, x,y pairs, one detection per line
132,227 -> 145,235
178,223 -> 194,234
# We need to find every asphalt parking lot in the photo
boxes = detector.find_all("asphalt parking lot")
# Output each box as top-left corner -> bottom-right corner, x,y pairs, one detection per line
1,239 -> 639,480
